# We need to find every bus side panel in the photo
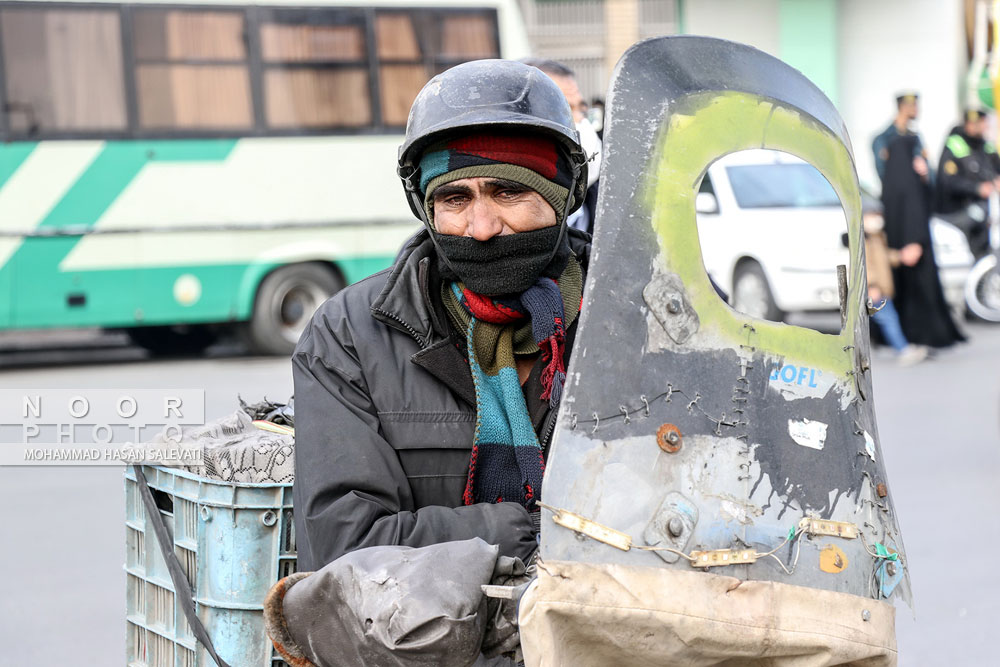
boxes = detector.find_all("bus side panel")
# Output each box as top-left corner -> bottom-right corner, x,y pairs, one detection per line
12,239 -> 138,329
232,253 -> 403,324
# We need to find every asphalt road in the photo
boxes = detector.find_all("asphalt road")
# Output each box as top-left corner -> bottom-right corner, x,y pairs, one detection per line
0,323 -> 997,665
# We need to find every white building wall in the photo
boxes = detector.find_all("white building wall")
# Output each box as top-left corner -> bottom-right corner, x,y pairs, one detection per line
838,0 -> 966,192
685,0 -> 966,193
683,0 -> 781,59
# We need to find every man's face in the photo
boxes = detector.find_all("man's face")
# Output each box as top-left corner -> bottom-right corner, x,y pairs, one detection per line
431,177 -> 556,241
966,116 -> 987,138
550,74 -> 586,123
900,99 -> 918,121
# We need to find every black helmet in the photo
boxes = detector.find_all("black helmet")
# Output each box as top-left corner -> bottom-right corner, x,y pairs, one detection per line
397,59 -> 588,223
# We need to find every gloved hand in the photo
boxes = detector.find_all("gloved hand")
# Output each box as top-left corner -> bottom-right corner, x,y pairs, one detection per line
480,551 -> 538,659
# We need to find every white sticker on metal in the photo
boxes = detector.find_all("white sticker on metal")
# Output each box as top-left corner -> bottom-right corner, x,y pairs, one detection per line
788,418 -> 828,450
863,430 -> 876,462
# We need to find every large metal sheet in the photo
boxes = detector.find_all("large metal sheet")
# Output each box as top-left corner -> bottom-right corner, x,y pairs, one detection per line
541,36 -> 909,606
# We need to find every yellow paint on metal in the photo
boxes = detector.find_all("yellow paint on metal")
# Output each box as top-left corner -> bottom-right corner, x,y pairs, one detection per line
819,544 -> 849,573
642,91 -> 864,377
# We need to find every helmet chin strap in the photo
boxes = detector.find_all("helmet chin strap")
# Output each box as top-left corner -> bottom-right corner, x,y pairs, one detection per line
409,148 -> 587,282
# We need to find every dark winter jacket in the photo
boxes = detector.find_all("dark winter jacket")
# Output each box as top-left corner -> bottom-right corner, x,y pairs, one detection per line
935,126 -> 1000,215
292,228 -> 591,571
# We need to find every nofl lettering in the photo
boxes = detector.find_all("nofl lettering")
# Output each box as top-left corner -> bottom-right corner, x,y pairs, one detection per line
770,364 -> 820,388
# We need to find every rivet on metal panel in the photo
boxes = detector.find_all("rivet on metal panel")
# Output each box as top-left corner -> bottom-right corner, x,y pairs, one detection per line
876,483 -> 888,498
261,510 -> 277,527
643,491 -> 698,564
642,272 -> 700,344
199,505 -> 211,522
656,424 -> 682,453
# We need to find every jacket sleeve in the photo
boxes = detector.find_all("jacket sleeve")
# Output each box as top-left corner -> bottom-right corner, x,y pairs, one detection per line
872,131 -> 889,182
938,147 -> 984,200
989,147 -> 1000,176
291,313 -> 536,571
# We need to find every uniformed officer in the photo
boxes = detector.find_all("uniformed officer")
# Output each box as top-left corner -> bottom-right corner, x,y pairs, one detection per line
872,91 -> 929,186
934,108 -> 1000,257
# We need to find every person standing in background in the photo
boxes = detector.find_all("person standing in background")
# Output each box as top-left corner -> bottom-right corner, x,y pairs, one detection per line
872,92 -> 930,186
521,58 -> 601,234
934,108 -> 1000,257
881,133 -> 966,349
863,202 -> 928,366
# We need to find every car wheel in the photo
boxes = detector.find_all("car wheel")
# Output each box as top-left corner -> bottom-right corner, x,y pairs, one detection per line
127,325 -> 218,357
732,261 -> 784,322
245,263 -> 344,356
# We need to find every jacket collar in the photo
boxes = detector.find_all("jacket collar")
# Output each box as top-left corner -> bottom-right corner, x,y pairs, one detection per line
370,226 -> 591,347
370,229 -> 444,347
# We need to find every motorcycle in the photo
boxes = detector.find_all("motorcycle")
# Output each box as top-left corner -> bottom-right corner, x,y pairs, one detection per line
964,191 -> 1000,321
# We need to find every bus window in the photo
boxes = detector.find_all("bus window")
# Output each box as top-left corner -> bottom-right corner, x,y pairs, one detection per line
0,7 -> 126,134
375,10 -> 499,126
132,9 -> 252,130
260,11 -> 371,128
439,13 -> 498,60
376,13 -> 425,127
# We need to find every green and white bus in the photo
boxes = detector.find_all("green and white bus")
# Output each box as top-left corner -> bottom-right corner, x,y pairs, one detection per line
0,0 -> 529,354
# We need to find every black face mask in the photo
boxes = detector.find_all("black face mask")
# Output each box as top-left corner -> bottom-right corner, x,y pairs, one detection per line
434,225 -> 570,296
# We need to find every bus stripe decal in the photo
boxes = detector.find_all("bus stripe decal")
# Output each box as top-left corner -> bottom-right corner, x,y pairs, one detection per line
0,142 -> 106,269
0,143 -> 37,190
0,140 -> 236,327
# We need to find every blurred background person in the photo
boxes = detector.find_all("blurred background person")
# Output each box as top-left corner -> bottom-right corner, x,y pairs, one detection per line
521,58 -> 602,234
873,92 -> 931,186
589,98 -> 606,141
935,108 -> 1000,257
864,203 -> 929,365
882,133 -> 966,349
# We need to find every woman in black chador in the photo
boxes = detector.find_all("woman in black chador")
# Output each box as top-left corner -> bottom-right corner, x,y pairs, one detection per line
881,133 -> 966,348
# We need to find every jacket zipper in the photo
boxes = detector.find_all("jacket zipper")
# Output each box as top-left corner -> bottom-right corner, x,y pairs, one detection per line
540,406 -> 559,451
372,308 -> 430,350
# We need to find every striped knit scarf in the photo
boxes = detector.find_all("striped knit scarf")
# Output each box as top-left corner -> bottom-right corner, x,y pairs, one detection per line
443,259 -> 583,510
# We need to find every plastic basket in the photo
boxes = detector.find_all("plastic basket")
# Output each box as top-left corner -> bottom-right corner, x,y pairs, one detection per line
124,465 -> 296,667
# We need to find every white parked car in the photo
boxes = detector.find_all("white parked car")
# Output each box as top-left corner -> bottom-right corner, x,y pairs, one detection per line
695,149 -> 973,321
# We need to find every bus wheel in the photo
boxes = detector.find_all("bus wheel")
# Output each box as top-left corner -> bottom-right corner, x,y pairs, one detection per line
127,325 -> 218,357
246,263 -> 344,355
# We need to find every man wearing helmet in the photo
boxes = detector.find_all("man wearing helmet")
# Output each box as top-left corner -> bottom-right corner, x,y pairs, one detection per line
291,60 -> 590,572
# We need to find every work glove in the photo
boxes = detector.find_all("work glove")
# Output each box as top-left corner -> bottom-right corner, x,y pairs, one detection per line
480,550 -> 538,660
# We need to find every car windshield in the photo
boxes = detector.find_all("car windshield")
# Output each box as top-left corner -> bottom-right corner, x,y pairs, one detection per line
725,163 -> 840,208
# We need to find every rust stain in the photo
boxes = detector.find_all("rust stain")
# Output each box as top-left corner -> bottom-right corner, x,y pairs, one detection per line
819,544 -> 848,574
657,423 -> 682,453
876,483 -> 888,498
